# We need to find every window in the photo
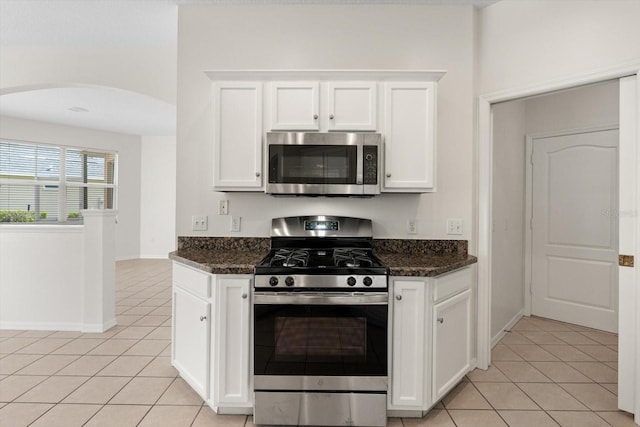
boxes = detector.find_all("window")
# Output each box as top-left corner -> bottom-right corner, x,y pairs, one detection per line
0,140 -> 117,223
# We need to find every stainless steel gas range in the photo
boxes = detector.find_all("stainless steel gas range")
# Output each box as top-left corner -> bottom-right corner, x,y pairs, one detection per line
253,216 -> 389,427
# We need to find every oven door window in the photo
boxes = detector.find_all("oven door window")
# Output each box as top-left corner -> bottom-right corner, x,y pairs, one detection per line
268,145 -> 358,184
254,304 -> 387,376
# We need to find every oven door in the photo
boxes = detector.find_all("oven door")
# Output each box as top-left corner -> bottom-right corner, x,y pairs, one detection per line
253,293 -> 388,391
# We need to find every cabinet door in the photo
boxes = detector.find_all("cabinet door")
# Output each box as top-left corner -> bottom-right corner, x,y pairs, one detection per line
390,278 -> 427,408
327,82 -> 377,131
270,81 -> 319,130
172,286 -> 210,399
432,288 -> 472,403
383,82 -> 436,192
213,82 -> 263,190
213,276 -> 252,406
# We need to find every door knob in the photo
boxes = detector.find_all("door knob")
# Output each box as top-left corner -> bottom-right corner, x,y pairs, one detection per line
242,293 -> 248,299
386,173 -> 391,178
329,114 -> 335,120
200,315 -> 207,322
437,317 -> 444,324
396,294 -> 402,301
255,172 -> 260,177
313,114 -> 318,120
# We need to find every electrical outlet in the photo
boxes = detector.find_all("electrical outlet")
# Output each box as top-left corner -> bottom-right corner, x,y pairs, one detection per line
219,200 -> 229,215
192,215 -> 208,231
406,219 -> 417,235
447,218 -> 463,235
231,216 -> 241,232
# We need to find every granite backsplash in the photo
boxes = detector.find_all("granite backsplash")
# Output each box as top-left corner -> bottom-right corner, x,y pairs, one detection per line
178,236 -> 466,256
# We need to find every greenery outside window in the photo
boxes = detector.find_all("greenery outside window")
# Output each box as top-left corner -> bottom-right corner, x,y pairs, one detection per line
0,140 -> 117,223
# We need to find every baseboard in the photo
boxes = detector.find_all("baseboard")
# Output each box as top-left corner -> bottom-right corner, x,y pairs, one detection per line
139,254 -> 170,259
115,254 -> 139,261
0,321 -> 82,331
491,309 -> 524,348
82,318 -> 117,333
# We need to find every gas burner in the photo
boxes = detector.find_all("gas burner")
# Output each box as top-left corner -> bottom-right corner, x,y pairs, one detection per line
270,249 -> 309,268
333,248 -> 374,268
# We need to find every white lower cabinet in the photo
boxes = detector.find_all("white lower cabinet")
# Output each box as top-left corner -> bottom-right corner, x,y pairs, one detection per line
432,288 -> 472,402
172,262 -> 252,414
389,266 -> 474,415
172,285 -> 211,399
210,275 -> 252,412
390,278 -> 429,410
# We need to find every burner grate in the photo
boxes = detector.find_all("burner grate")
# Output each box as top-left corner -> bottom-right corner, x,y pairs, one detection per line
333,248 -> 374,268
270,248 -> 310,268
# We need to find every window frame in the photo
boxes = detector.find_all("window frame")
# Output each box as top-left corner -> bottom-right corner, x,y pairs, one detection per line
0,139 -> 118,224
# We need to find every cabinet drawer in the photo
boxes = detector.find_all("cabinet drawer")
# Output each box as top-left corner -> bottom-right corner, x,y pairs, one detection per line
173,263 -> 211,298
433,267 -> 471,303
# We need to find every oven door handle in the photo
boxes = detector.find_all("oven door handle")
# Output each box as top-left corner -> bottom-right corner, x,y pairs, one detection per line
253,293 -> 388,305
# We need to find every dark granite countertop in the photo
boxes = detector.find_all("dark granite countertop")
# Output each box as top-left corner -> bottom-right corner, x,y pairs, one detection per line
169,248 -> 267,275
377,252 -> 477,277
170,237 -> 476,277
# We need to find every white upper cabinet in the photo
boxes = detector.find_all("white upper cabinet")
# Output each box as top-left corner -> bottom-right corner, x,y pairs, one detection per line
212,82 -> 263,190
270,81 -> 320,131
327,82 -> 377,131
383,82 -> 436,192
205,70 -> 444,192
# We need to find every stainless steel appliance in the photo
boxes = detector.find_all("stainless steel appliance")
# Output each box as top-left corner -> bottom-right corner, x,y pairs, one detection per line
253,216 -> 389,427
266,132 -> 381,196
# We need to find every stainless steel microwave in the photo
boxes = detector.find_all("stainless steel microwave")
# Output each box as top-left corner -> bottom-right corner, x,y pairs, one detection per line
266,132 -> 381,196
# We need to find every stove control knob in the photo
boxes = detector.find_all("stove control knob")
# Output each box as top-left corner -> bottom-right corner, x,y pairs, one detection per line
363,277 -> 373,287
347,276 -> 357,287
269,277 -> 279,287
285,276 -> 295,287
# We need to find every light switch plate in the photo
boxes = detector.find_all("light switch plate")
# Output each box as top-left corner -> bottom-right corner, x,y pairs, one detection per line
446,218 -> 463,235
192,215 -> 208,231
406,220 -> 417,235
231,216 -> 241,232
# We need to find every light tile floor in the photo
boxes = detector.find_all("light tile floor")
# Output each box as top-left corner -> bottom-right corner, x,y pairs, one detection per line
0,259 -> 636,426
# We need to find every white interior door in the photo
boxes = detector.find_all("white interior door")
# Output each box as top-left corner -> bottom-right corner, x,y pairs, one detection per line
531,129 -> 619,332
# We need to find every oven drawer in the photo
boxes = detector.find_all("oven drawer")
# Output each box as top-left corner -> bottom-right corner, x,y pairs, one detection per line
173,263 -> 211,298
433,266 -> 471,303
254,391 -> 387,427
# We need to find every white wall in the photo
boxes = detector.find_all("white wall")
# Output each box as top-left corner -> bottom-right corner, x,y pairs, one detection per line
0,115 -> 141,260
140,135 -> 176,258
0,226 -> 84,329
478,0 -> 640,94
0,47 -> 176,104
490,81 -> 620,341
491,99 -> 526,341
177,4 -> 476,242
525,80 -> 620,134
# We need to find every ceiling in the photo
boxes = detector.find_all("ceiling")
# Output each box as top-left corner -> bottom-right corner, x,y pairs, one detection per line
0,0 -> 497,136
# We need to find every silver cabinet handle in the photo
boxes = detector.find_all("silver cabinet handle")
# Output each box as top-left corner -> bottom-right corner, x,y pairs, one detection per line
200,315 -> 207,321
313,114 -> 318,120
386,173 -> 391,178
242,293 -> 248,299
396,294 -> 402,301
255,172 -> 260,177
329,114 -> 335,120
437,317 -> 444,324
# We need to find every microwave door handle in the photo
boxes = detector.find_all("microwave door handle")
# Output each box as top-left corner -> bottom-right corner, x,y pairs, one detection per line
253,293 -> 388,305
356,144 -> 363,185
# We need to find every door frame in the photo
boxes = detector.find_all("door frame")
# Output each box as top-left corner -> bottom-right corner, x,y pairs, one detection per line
477,62 -> 640,422
524,125 -> 620,318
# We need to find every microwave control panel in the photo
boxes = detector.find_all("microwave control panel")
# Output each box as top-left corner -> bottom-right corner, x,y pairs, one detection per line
363,145 -> 378,185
